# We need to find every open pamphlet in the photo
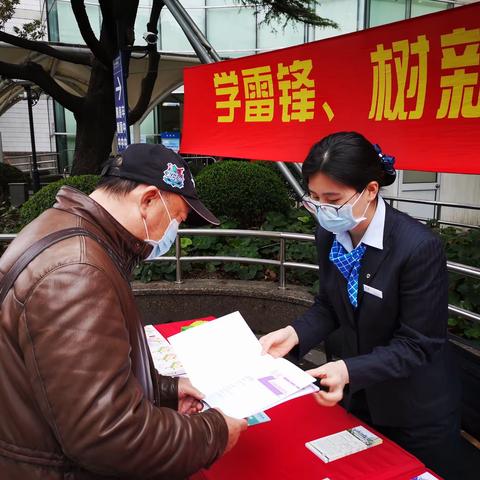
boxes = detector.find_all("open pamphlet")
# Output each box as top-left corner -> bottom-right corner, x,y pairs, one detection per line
305,425 -> 383,463
168,311 -> 319,419
144,325 -> 186,377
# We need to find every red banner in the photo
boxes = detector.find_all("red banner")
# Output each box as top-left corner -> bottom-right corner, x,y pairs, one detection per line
181,4 -> 480,174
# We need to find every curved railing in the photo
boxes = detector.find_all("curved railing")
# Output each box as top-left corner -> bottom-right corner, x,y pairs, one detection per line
1,228 -> 479,326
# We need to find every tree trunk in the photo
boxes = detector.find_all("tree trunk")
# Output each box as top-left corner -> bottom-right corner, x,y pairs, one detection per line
71,60 -> 115,175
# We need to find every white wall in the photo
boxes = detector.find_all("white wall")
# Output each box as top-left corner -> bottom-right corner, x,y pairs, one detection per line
381,172 -> 480,227
438,173 -> 480,227
0,0 -> 54,157
0,96 -> 55,153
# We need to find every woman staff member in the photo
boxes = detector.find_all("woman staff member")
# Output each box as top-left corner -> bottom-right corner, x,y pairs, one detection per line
260,132 -> 463,478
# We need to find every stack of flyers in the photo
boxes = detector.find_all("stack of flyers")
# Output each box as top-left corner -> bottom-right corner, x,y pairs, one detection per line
144,325 -> 186,377
305,426 -> 383,463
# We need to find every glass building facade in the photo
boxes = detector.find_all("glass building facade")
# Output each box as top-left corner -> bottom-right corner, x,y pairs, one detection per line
44,0 -> 467,165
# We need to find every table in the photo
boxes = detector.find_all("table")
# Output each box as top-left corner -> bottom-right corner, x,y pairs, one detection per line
155,319 -> 441,480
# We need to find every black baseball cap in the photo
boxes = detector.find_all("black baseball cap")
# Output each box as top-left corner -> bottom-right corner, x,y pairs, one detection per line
101,143 -> 219,226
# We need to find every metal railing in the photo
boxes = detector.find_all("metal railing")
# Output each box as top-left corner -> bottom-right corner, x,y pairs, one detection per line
4,152 -> 60,175
383,196 -> 480,230
1,228 -> 479,325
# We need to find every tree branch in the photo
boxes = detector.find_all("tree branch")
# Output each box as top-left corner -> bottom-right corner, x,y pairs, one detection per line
128,1 -> 163,125
98,0 -> 116,58
128,48 -> 160,125
0,30 -> 92,66
0,60 -> 84,114
71,0 -> 111,67
241,0 -> 338,29
147,0 -> 164,34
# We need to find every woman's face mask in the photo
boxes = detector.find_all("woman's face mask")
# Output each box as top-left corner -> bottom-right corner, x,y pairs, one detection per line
142,191 -> 179,260
303,188 -> 370,234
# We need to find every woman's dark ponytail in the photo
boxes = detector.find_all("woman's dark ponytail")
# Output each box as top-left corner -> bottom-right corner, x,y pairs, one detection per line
302,131 -> 397,191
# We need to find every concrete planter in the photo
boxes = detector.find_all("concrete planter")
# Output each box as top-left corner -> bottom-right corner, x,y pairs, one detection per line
133,279 -> 314,335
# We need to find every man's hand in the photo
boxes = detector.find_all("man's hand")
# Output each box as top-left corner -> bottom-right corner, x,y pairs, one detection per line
259,326 -> 299,358
178,378 -> 204,415
215,410 -> 248,453
307,360 -> 349,407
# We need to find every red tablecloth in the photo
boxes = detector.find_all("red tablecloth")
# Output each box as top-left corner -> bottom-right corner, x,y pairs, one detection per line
155,319 -> 440,480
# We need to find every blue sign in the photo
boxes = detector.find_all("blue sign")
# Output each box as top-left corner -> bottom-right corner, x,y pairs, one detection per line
113,52 -> 129,152
160,131 -> 181,153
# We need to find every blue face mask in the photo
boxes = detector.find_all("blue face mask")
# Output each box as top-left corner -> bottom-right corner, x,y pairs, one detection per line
310,189 -> 370,235
142,192 -> 180,260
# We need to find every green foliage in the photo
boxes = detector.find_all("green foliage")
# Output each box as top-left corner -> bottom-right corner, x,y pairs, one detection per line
195,160 -> 291,227
0,202 -> 21,255
134,209 -> 319,287
0,202 -> 21,234
20,175 -> 100,226
0,163 -> 30,198
0,0 -> 45,39
254,161 -> 298,201
0,0 -> 18,29
448,317 -> 480,341
434,226 -> 480,342
13,19 -> 46,40
239,1 -> 338,29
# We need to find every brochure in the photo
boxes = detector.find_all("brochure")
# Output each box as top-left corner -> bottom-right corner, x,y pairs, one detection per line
144,324 -> 186,377
168,311 -> 318,419
305,426 -> 383,463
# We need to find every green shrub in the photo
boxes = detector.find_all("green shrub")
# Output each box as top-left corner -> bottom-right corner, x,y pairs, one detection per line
0,202 -> 22,255
253,160 -> 298,200
0,202 -> 22,233
20,175 -> 100,225
195,160 -> 291,227
0,163 -> 30,198
433,226 -> 480,342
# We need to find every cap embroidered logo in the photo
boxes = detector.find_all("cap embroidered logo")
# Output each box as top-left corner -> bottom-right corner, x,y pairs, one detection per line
163,163 -> 185,189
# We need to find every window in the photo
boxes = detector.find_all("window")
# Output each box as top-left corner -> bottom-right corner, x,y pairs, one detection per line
257,11 -> 304,52
368,0 -> 454,28
369,0 -> 407,27
51,0 -> 101,44
411,0 -> 448,18
206,1 -> 256,57
403,171 -> 438,183
314,0 -> 358,41
160,0 -> 205,52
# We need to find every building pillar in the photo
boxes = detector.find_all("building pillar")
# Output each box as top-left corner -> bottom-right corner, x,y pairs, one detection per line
132,122 -> 141,143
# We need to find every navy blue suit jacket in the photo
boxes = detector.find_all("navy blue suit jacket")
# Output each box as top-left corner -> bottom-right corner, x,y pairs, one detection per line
292,203 -> 460,427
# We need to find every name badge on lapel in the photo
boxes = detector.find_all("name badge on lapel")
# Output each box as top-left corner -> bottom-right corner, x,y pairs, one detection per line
363,284 -> 383,299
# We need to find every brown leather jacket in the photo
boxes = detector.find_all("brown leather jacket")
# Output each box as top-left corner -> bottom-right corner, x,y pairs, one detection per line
0,186 -> 228,480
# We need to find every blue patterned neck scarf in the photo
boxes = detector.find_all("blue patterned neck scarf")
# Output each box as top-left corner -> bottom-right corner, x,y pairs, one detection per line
329,238 -> 367,308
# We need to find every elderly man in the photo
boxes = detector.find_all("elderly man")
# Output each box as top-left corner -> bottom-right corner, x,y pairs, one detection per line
0,144 -> 246,480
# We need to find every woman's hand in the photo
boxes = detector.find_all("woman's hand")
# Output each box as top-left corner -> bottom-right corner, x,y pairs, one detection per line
178,377 -> 204,415
307,360 -> 349,407
259,326 -> 299,358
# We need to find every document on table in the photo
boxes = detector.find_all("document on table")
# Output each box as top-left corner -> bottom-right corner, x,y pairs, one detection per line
144,325 -> 186,377
168,311 -> 318,419
305,426 -> 383,463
